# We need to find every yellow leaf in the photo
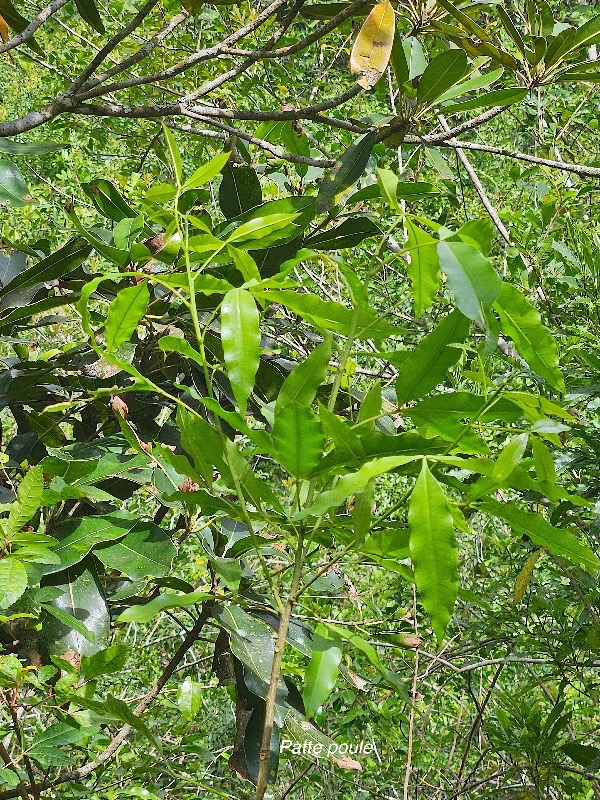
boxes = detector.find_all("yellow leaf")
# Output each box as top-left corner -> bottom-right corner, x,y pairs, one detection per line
350,0 -> 395,89
513,549 -> 543,605
0,14 -> 9,44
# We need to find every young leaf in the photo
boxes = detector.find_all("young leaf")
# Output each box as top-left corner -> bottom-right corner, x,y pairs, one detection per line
376,167 -> 400,212
408,460 -> 459,644
349,0 -> 396,89
162,124 -> 183,185
159,334 -> 205,369
221,287 -> 260,414
494,282 -> 565,393
303,624 -> 343,718
6,465 -> 44,537
316,131 -> 377,214
105,281 -> 150,353
298,455 -> 417,518
395,309 -> 470,406
276,336 -> 332,413
437,241 -> 502,327
272,403 -> 325,477
492,433 -> 528,482
0,558 -> 27,610
405,218 -> 441,317
181,151 -> 231,191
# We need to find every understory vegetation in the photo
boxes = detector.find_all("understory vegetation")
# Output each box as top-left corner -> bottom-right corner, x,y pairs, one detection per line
0,0 -> 599,797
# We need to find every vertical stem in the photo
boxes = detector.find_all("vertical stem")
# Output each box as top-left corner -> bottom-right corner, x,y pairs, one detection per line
255,531 -> 306,799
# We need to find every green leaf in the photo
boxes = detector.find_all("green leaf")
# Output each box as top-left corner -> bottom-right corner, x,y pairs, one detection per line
408,461 -> 459,644
298,455 -> 418,518
116,591 -> 209,624
395,310 -> 470,406
212,605 -> 278,693
6,465 -> 44,537
225,213 -> 300,247
104,694 -> 161,750
405,219 -> 441,317
0,559 -> 27,610
113,215 -> 144,251
376,167 -> 400,213
37,513 -> 138,576
304,217 -> 381,250
219,164 -> 262,218
0,138 -> 62,155
276,337 -> 332,413
441,87 -> 528,114
176,406 -> 229,485
105,281 -> 150,353
42,564 -> 109,656
544,14 -> 600,71
94,522 -> 177,580
272,404 -> 325,478
316,130 -> 377,214
82,180 -> 138,223
480,500 -> 599,571
436,67 -> 504,103
532,437 -> 555,484
0,159 -> 32,207
437,241 -> 502,327
221,287 -> 260,414
158,335 -> 205,368
176,677 -> 203,720
494,282 -> 565,393
252,288 -> 397,340
28,723 -> 89,769
417,49 -> 468,106
0,238 -> 91,300
162,124 -> 183,185
303,624 -> 343,718
182,151 -> 231,191
492,433 -> 528,482
41,604 -> 96,644
80,644 -> 129,679
73,0 -> 104,32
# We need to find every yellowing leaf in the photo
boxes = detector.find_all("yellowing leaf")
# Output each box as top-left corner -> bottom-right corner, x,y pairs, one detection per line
0,14 -> 9,43
350,0 -> 395,89
514,549 -> 543,605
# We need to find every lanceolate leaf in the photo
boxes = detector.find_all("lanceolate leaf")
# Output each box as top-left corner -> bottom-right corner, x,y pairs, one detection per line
105,281 -> 150,352
272,403 -> 325,477
73,0 -> 105,33
303,625 -> 343,718
219,164 -> 262,218
0,238 -> 91,299
298,455 -> 417,518
0,138 -> 63,155
349,0 -> 395,89
182,151 -> 231,191
494,282 -> 565,393
480,500 -> 599,571
417,49 -> 468,106
275,336 -> 332,413
437,241 -> 502,327
221,287 -> 260,414
405,218 -> 440,317
316,131 -> 377,214
395,309 -> 469,406
514,549 -> 543,604
408,460 -> 459,644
